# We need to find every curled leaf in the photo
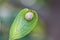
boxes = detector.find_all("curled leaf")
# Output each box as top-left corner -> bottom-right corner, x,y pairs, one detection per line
9,8 -> 38,40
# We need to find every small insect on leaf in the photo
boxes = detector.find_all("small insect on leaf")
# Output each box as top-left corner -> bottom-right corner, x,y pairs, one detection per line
9,8 -> 38,40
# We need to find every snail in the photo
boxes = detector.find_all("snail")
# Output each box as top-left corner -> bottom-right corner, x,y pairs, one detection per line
25,12 -> 34,21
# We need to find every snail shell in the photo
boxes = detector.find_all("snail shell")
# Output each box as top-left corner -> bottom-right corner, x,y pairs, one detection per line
25,12 -> 34,20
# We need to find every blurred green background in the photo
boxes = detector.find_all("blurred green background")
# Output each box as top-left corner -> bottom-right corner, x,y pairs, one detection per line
0,0 -> 50,40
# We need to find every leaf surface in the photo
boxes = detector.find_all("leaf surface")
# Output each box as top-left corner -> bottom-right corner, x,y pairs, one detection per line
9,8 -> 38,40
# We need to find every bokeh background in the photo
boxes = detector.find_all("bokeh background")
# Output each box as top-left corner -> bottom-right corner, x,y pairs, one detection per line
0,0 -> 60,40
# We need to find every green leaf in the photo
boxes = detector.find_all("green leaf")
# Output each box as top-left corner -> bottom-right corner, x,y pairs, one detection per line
9,8 -> 38,40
